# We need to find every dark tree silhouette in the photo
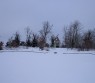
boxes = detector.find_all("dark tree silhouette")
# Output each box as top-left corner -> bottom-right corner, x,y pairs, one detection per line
6,37 -> 13,47
32,34 -> 38,47
50,35 -> 60,48
50,35 -> 55,47
0,41 -> 3,50
14,32 -> 20,46
83,30 -> 93,50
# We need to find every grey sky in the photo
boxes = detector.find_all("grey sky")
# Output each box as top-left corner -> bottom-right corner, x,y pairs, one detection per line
0,0 -> 95,41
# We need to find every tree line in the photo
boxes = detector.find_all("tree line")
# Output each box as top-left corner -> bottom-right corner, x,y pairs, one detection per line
0,21 -> 95,51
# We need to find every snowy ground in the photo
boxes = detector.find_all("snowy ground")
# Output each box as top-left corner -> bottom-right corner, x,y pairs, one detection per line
0,48 -> 95,83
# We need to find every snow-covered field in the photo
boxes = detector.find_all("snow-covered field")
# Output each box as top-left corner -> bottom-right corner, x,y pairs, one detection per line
0,48 -> 95,83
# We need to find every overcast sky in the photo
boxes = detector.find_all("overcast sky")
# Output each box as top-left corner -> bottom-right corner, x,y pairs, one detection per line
0,0 -> 95,42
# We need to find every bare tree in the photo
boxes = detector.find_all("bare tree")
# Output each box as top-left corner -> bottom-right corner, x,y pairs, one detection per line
39,21 -> 52,44
38,37 -> 45,50
63,26 -> 69,48
63,21 -> 81,48
25,27 -> 32,46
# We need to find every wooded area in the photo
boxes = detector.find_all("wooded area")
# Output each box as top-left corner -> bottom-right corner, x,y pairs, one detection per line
0,21 -> 95,51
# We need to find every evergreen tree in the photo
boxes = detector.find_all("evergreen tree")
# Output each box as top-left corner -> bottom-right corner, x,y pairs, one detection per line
32,34 -> 38,47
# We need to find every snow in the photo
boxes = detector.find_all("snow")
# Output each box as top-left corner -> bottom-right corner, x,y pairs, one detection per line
0,48 -> 95,83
